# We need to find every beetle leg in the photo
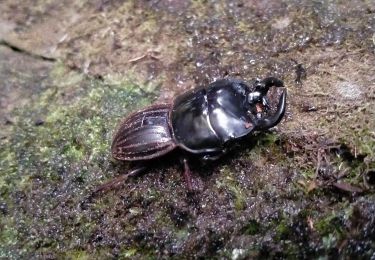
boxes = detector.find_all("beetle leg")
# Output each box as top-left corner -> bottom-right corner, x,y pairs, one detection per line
93,166 -> 147,195
182,158 -> 193,190
181,158 -> 204,191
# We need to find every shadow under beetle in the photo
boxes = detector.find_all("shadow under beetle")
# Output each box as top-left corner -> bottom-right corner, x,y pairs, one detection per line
100,77 -> 287,192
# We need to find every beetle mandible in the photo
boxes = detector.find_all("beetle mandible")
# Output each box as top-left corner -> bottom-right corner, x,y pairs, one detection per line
101,77 -> 286,192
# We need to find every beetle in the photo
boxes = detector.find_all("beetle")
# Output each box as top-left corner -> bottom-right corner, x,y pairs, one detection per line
98,77 -> 286,192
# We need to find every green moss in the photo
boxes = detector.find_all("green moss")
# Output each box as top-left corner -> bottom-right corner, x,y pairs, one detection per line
63,144 -> 84,161
0,150 -> 17,192
322,233 -> 338,249
0,216 -> 19,259
300,168 -> 315,180
0,220 -> 17,246
0,62 -> 157,257
120,248 -> 138,258
315,211 -> 345,240
63,250 -> 90,260
242,219 -> 261,235
275,220 -> 291,241
216,167 -> 246,211
244,133 -> 286,165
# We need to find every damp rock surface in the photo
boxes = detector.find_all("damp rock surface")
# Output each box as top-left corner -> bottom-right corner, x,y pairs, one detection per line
1,0 -> 374,258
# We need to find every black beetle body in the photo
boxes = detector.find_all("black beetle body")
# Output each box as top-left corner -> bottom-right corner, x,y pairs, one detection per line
109,77 -> 286,190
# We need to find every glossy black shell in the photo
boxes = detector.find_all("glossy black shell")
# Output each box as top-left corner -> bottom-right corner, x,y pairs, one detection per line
171,79 -> 255,153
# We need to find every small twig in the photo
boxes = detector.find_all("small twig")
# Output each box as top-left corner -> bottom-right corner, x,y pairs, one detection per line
128,50 -> 160,63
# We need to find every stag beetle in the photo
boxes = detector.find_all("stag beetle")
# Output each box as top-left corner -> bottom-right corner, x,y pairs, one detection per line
100,77 -> 286,192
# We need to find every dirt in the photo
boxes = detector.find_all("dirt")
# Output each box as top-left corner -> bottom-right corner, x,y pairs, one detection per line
0,0 -> 374,258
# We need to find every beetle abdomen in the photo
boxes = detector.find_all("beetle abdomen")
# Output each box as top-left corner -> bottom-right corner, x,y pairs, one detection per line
111,104 -> 176,161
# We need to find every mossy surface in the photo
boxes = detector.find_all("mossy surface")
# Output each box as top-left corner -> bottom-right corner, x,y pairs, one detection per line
0,62 -> 158,258
1,0 -> 375,258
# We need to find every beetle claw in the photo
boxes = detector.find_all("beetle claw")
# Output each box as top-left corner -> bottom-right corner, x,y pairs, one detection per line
254,89 -> 287,130
262,77 -> 284,88
254,77 -> 284,96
